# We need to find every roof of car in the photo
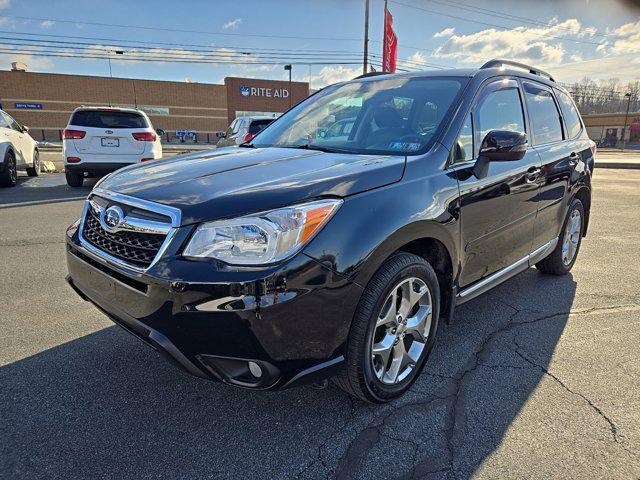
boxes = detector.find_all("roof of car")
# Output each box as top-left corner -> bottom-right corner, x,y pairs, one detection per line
350,60 -> 561,90
72,106 -> 148,115
236,116 -> 276,121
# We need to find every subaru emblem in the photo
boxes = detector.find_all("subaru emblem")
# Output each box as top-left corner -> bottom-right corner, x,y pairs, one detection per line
102,205 -> 124,232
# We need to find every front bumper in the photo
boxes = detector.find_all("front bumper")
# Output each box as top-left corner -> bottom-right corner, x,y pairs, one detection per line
65,226 -> 362,390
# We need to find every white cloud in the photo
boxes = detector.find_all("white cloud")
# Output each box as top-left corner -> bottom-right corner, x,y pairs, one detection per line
222,18 -> 242,30
607,20 -> 640,55
432,18 -> 586,66
310,65 -> 360,88
570,53 -> 583,62
39,20 -> 55,29
0,0 -> 10,10
433,27 -> 455,39
0,46 -> 54,70
407,51 -> 427,67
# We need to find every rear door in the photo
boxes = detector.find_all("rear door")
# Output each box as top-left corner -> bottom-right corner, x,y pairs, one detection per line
522,81 -> 586,249
453,78 -> 541,287
69,110 -> 147,157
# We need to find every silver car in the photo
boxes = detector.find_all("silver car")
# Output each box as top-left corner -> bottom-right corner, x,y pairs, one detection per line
216,116 -> 274,147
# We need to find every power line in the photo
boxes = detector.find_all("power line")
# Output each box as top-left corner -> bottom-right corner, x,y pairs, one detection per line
388,0 -> 608,47
0,30 -> 363,55
1,15 -> 362,42
425,0 -> 624,41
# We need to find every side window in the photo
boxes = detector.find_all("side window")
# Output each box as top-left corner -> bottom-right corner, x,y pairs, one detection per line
454,112 -> 473,163
0,112 -> 8,129
555,89 -> 582,139
226,120 -> 237,137
474,82 -> 525,157
523,82 -> 563,144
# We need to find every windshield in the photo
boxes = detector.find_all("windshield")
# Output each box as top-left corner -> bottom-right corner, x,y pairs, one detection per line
251,76 -> 464,155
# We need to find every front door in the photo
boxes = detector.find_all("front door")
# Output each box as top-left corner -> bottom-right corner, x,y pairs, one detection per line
452,78 -> 540,288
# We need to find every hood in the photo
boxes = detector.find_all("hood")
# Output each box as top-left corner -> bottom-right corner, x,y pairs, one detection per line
98,147 -> 405,225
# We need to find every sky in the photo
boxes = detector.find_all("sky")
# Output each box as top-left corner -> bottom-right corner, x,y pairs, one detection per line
0,0 -> 638,88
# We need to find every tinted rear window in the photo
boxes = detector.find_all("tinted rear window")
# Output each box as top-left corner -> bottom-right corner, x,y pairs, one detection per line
70,110 -> 148,129
249,119 -> 273,134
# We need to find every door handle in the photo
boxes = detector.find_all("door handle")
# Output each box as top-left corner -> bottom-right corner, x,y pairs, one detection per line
526,167 -> 542,182
568,152 -> 579,165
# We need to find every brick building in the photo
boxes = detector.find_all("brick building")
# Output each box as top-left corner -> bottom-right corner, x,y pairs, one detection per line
0,70 -> 309,143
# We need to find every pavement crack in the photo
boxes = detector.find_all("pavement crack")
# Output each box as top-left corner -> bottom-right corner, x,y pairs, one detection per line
513,335 -> 627,449
0,240 -> 65,247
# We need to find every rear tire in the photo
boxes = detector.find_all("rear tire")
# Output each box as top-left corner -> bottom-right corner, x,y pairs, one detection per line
26,150 -> 40,177
536,198 -> 584,275
65,171 -> 84,187
334,252 -> 440,403
0,151 -> 17,187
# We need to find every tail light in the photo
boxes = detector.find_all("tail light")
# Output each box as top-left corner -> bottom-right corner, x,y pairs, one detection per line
242,132 -> 255,143
132,132 -> 157,141
589,139 -> 596,158
63,129 -> 86,139
66,157 -> 81,163
141,158 -> 154,162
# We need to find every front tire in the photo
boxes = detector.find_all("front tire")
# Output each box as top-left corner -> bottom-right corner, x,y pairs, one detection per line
334,252 -> 440,403
26,150 -> 40,177
536,198 -> 585,275
0,151 -> 17,187
65,171 -> 84,187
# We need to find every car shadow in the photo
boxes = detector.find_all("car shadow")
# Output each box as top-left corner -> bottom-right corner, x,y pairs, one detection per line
0,175 -> 98,208
1,268 -> 576,479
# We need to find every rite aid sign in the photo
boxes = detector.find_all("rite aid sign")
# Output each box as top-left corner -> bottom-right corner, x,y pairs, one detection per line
240,85 -> 289,99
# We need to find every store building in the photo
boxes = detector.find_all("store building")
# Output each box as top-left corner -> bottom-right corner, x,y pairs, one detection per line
582,112 -> 640,147
0,69 -> 310,143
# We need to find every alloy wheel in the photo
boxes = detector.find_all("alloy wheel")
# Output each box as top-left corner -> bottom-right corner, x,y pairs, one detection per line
562,209 -> 582,266
8,157 -> 16,183
370,277 -> 433,385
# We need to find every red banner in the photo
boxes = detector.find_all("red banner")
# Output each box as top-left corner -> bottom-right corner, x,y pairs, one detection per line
382,5 -> 397,73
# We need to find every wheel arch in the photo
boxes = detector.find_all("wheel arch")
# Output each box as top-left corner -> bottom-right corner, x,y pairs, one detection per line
572,185 -> 591,236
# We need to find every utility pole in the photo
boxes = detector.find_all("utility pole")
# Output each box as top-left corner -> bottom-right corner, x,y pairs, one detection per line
622,92 -> 632,151
363,0 -> 369,75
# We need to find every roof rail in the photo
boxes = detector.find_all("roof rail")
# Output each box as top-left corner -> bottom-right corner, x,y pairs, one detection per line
480,59 -> 556,83
353,71 -> 391,80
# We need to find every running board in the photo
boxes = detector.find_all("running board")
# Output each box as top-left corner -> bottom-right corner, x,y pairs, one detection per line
456,237 -> 558,305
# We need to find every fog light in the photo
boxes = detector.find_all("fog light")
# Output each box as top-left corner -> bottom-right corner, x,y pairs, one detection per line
248,361 -> 262,378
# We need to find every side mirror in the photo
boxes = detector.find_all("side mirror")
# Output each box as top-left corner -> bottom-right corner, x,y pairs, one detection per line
479,130 -> 527,162
22,125 -> 29,133
155,128 -> 165,136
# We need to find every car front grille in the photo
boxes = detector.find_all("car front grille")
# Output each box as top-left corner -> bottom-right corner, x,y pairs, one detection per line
81,204 -> 167,268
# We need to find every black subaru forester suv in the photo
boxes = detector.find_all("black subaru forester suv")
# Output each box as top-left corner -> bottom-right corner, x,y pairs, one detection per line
66,59 -> 594,403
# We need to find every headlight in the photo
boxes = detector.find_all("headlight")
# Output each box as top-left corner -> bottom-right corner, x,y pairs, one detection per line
183,199 -> 343,265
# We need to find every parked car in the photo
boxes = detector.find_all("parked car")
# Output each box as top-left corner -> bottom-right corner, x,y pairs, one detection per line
216,116 -> 274,147
0,109 -> 40,187
65,59 -> 594,403
63,107 -> 163,187
322,117 -> 356,141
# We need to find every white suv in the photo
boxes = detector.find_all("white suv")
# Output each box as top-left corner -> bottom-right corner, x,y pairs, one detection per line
0,109 -> 40,187
63,107 -> 163,187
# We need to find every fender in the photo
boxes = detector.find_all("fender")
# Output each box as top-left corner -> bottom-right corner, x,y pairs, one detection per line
303,156 -> 460,291
0,141 -> 15,166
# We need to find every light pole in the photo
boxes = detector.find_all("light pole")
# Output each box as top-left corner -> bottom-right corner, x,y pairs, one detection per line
621,92 -> 632,151
106,49 -> 124,79
284,64 -> 292,108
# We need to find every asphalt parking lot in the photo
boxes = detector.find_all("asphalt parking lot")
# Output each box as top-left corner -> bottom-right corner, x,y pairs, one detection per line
1,168 -> 639,479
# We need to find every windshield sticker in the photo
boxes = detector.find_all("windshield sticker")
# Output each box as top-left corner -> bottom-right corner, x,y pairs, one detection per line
388,141 -> 421,151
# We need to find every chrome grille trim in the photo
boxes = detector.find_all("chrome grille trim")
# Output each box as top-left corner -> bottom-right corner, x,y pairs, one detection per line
78,188 -> 181,274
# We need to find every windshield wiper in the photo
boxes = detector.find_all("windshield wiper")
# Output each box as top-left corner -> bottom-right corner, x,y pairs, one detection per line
284,144 -> 353,154
238,143 -> 255,148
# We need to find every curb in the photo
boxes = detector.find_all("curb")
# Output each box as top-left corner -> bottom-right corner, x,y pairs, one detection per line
595,162 -> 640,170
